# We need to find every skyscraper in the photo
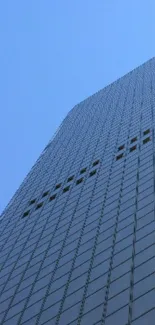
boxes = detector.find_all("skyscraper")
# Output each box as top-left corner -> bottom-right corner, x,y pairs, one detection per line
0,58 -> 155,325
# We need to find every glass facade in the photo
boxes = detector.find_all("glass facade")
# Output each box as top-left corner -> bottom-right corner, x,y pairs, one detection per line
0,58 -> 155,324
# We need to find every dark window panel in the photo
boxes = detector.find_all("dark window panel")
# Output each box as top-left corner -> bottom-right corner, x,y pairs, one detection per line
22,210 -> 30,218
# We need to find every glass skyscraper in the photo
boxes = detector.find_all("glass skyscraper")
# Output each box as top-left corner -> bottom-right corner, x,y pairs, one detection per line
0,58 -> 155,325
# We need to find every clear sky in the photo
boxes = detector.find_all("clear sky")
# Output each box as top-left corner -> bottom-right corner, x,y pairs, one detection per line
0,0 -> 154,213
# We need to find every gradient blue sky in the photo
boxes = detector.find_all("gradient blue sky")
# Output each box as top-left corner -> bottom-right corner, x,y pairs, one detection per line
0,0 -> 154,213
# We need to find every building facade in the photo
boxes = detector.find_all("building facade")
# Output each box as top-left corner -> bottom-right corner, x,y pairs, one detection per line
0,58 -> 155,325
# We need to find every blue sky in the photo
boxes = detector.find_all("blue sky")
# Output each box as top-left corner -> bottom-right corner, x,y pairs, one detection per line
0,0 -> 154,213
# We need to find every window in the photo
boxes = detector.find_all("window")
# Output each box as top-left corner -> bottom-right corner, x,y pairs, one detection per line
130,145 -> 137,152
29,199 -> 36,205
22,210 -> 30,218
143,129 -> 150,136
131,137 -> 137,144
116,153 -> 124,160
80,167 -> 87,174
36,202 -> 43,210
42,191 -> 49,198
55,183 -> 61,190
89,170 -> 97,177
63,186 -> 70,193
93,160 -> 100,166
76,177 -> 83,185
67,175 -> 74,182
118,145 -> 124,151
143,137 -> 151,144
49,194 -> 56,201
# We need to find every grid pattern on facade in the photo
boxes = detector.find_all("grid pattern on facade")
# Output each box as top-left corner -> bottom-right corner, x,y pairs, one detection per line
0,58 -> 155,325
